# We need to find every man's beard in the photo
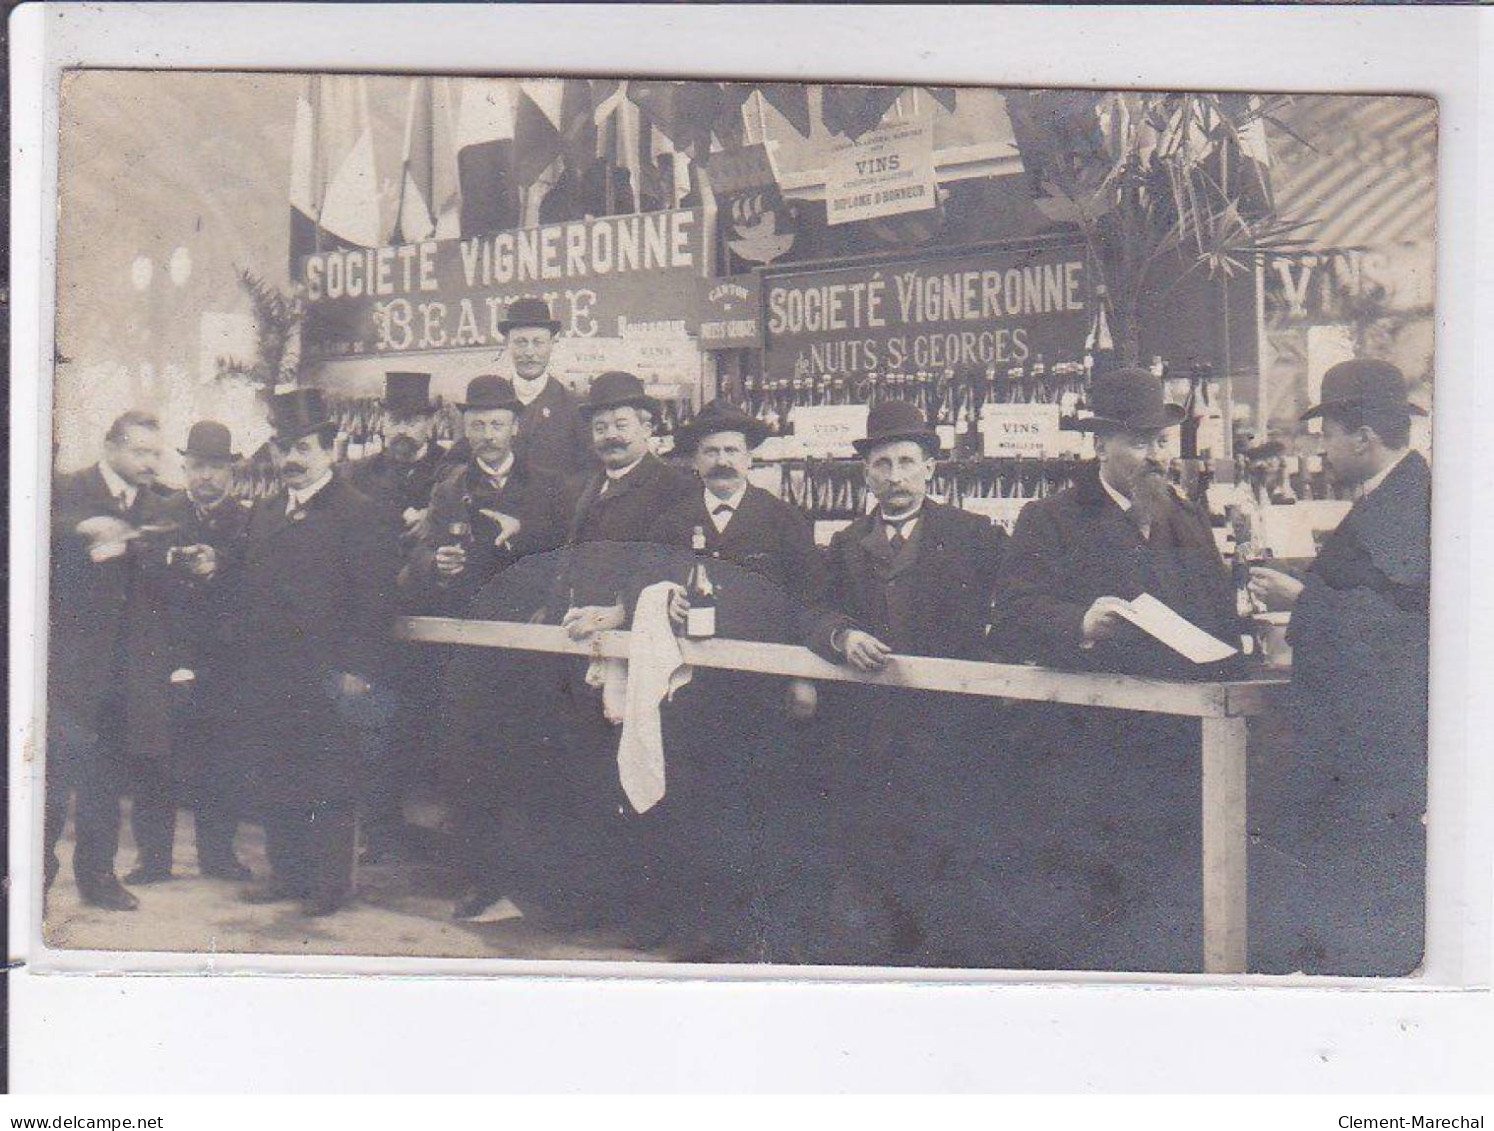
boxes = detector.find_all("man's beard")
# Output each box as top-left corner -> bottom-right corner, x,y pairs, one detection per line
188,484 -> 227,509
1129,465 -> 1174,530
388,434 -> 422,462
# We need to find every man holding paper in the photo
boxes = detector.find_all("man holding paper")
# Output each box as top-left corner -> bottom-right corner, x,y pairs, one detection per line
991,366 -> 1241,971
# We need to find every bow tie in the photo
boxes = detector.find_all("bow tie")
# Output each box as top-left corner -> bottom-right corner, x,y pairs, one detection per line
711,503 -> 735,517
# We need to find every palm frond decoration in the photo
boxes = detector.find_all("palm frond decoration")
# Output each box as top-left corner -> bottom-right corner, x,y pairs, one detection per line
213,268 -> 306,396
1009,89 -> 1300,366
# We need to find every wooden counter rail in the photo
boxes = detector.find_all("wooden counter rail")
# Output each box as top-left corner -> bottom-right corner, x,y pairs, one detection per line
395,615 -> 1290,974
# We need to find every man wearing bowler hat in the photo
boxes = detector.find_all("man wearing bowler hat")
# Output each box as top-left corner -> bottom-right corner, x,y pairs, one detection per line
990,366 -> 1240,972
628,399 -> 826,958
126,420 -> 255,884
1246,358 -> 1430,975
803,400 -> 1007,966
493,297 -> 595,481
409,375 -> 574,920
232,388 -> 397,916
525,369 -> 693,932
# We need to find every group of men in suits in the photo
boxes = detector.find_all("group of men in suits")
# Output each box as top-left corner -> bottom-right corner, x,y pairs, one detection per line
45,298 -> 1430,973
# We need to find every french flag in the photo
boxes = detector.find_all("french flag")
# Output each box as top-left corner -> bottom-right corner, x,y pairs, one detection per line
454,78 -> 521,237
393,77 -> 461,244
287,75 -> 381,266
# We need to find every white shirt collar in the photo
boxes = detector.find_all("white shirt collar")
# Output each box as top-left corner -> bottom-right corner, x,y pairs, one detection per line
604,453 -> 646,482
1099,471 -> 1132,512
98,459 -> 137,508
1358,450 -> 1409,499
512,372 -> 550,406
476,452 -> 515,482
286,469 -> 334,513
705,483 -> 748,531
879,503 -> 923,539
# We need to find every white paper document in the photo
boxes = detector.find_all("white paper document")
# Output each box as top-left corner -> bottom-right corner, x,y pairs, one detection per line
1115,593 -> 1239,665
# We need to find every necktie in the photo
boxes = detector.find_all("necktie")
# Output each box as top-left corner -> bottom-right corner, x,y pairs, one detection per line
885,516 -> 914,551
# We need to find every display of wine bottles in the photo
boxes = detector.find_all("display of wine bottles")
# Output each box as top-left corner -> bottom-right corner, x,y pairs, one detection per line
779,457 -> 1084,522
738,355 -> 1095,436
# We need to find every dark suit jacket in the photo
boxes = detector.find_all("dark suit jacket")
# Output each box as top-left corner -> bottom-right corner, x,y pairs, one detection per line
515,376 -> 596,482
231,472 -> 397,805
158,493 -> 253,675
808,500 -> 1006,662
643,484 -> 826,644
1260,449 -> 1430,975
406,456 -> 574,616
555,452 -> 696,611
48,464 -> 181,767
345,448 -> 447,521
990,464 -> 1241,681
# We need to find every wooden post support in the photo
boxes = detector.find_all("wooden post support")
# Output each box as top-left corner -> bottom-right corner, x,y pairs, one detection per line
395,615 -> 1286,974
1201,714 -> 1249,974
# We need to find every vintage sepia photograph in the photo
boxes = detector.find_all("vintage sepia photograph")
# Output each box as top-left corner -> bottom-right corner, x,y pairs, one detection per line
38,69 -> 1434,977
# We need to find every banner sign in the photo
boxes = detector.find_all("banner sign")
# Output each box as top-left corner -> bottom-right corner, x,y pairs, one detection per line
825,118 -> 937,226
696,275 -> 762,350
299,208 -> 708,359
762,242 -> 1091,384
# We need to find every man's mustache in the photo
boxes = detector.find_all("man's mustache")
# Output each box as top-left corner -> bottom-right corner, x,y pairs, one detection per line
283,463 -> 307,476
600,440 -> 628,451
706,466 -> 737,478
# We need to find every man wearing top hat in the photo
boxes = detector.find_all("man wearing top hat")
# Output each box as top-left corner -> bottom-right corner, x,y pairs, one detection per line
1246,358 -> 1430,975
346,371 -> 446,541
803,400 -> 1007,966
126,420 -> 255,884
518,369 -> 693,931
45,410 -> 181,911
626,400 -> 826,958
232,388 -> 398,916
493,297 -> 595,481
408,375 -> 574,921
344,371 -> 449,859
990,366 -> 1240,972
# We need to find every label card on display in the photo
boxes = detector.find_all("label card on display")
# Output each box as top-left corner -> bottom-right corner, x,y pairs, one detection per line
789,405 -> 870,456
825,118 -> 938,226
980,403 -> 1064,457
958,496 -> 1031,534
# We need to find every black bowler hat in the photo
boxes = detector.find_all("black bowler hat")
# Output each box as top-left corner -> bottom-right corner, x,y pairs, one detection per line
852,399 -> 941,457
178,420 -> 239,463
673,399 -> 770,456
269,387 -> 332,443
458,374 -> 523,414
1077,367 -> 1186,433
497,297 -> 562,337
1300,358 -> 1427,424
581,370 -> 658,418
384,371 -> 432,417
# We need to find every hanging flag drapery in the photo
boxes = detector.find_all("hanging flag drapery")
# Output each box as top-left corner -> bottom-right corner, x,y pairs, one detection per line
820,84 -> 904,141
513,78 -> 597,186
393,77 -> 461,244
454,78 -> 521,237
287,74 -> 381,266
